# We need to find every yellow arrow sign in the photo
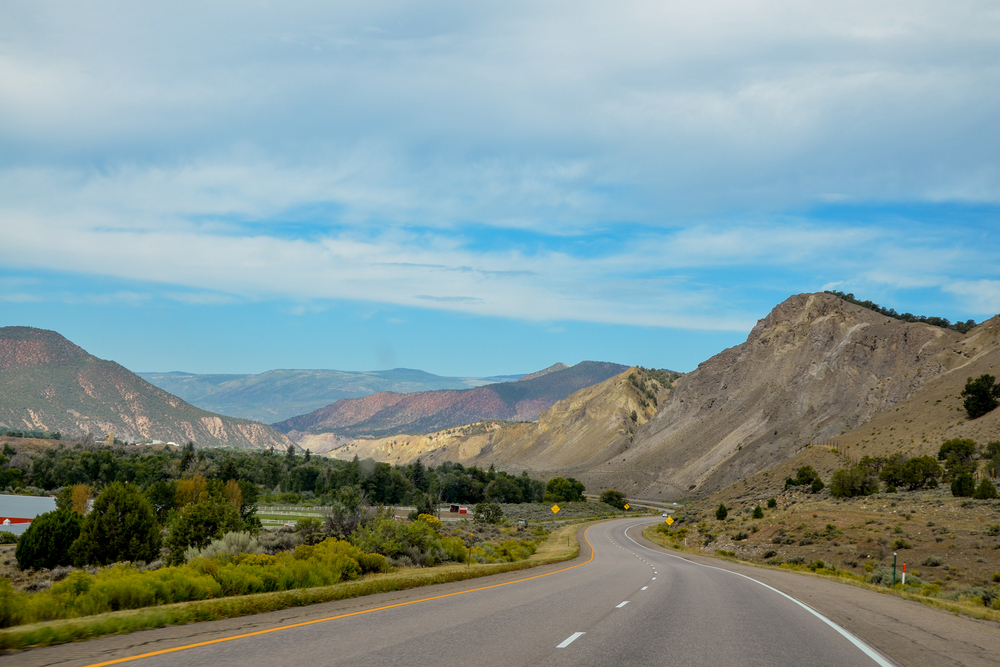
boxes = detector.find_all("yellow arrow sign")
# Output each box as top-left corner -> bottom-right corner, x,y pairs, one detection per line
551,504 -> 560,513
665,516 -> 674,526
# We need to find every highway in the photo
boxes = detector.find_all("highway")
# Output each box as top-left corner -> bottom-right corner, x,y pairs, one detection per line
20,518 -> 897,667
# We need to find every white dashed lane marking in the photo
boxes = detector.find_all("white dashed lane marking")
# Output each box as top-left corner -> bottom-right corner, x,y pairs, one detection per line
557,632 -> 585,648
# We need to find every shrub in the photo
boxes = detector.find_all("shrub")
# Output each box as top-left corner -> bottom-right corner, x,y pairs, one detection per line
892,539 -> 913,549
715,503 -> 728,520
15,509 -> 82,571
786,556 -> 805,565
0,531 -> 17,545
183,531 -> 263,563
922,556 -> 942,567
951,474 -> 975,498
762,549 -> 778,559
600,489 -> 627,510
766,497 -> 777,508
973,479 -> 998,500
732,531 -> 749,541
752,505 -> 764,519
784,466 -> 820,491
70,482 -> 160,566
810,478 -> 824,493
830,467 -> 876,498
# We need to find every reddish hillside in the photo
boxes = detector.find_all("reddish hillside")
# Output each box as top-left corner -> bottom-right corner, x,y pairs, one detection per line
273,361 -> 628,438
0,326 -> 293,450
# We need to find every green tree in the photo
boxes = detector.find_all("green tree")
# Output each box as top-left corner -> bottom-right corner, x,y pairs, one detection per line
15,509 -> 82,570
766,497 -> 777,508
145,480 -> 178,524
938,439 -> 978,479
951,473 -> 975,498
961,374 -> 1000,419
829,466 -> 879,498
973,478 -> 998,500
752,505 -> 764,519
179,442 -> 196,472
485,475 -> 524,503
600,489 -> 627,510
900,456 -> 942,490
164,498 -> 244,565
70,482 -> 161,566
716,503 -> 728,520
543,477 -> 585,503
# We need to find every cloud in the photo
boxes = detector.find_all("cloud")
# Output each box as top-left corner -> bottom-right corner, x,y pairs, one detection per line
944,280 -> 1000,317
1,2 -> 999,332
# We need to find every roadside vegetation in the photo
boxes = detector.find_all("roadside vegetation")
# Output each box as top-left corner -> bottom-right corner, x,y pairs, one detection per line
0,439 -> 626,648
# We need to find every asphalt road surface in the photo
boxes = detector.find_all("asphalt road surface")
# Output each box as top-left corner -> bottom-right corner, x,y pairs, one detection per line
13,518 -> 901,667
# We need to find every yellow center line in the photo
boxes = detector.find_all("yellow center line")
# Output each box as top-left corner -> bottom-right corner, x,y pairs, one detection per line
83,526 -> 597,667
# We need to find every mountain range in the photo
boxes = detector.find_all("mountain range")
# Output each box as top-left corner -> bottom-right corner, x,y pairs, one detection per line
272,361 -> 630,440
138,368 -> 524,423
327,292 -> 1000,500
0,327 -> 292,450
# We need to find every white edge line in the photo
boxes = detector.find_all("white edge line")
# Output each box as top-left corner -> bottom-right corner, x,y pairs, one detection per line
557,632 -> 585,648
623,523 -> 896,667
641,586 -> 648,590
616,601 -> 629,608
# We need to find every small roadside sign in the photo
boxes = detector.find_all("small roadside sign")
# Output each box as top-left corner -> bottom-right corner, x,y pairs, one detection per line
551,504 -> 560,513
665,516 -> 674,526
624,503 -> 630,510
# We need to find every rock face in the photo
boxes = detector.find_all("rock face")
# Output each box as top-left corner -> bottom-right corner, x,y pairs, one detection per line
273,361 -> 628,439
0,327 -> 294,450
588,292 -> 976,498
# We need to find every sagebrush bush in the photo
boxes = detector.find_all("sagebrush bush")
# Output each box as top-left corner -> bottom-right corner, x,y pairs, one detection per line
184,531 -> 263,563
0,536 -> 392,628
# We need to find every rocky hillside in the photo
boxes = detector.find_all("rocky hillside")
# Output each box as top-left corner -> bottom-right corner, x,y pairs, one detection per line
357,292 -> 997,502
0,327 -> 294,450
274,361 -> 628,439
139,368 -> 521,423
321,366 -> 673,468
589,292 -> 991,499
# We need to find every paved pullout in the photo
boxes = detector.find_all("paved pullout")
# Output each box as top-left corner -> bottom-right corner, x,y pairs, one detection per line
6,518 -> 999,667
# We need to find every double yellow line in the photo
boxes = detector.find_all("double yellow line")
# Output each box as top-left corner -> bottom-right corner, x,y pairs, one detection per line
84,526 -> 596,667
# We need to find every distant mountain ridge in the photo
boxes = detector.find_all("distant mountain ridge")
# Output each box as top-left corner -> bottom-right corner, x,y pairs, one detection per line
273,361 -> 628,439
0,326 -> 293,450
139,368 -> 524,423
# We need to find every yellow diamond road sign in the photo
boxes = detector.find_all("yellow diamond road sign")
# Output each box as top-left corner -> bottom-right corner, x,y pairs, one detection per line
665,516 -> 674,526
551,504 -> 560,513
624,503 -> 630,510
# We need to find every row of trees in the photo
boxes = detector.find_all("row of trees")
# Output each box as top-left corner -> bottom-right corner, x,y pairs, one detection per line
1,442 -> 556,508
825,291 -> 977,334
829,439 -> 1000,499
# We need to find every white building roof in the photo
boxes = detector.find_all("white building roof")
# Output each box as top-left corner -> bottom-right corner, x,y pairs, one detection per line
0,494 -> 57,520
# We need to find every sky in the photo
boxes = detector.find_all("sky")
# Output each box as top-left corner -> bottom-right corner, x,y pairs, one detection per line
2,1 -> 1000,377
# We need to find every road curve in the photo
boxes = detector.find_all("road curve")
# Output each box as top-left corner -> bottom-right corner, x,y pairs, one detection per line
10,518 -> 896,667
